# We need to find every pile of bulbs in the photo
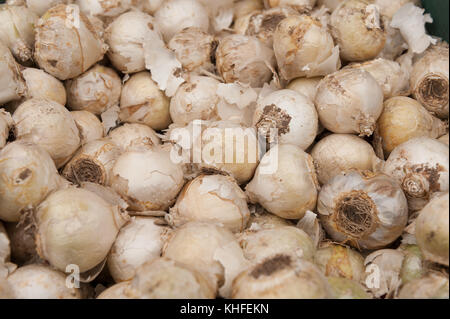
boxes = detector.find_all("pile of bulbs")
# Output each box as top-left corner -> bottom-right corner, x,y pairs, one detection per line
0,0 -> 449,299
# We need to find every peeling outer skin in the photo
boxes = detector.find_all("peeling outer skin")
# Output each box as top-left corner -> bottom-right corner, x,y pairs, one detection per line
21,68 -> 67,106
376,16 -> 407,61
101,104 -> 120,136
110,147 -> 185,212
410,44 -> 449,119
377,97 -> 448,155
344,58 -> 410,99
169,76 -> 221,126
169,174 -> 250,233
390,3 -> 436,55
71,110 -> 104,145
0,5 -> 37,63
107,217 -> 170,282
34,4 -> 108,81
253,89 -> 318,150
382,137 -> 449,212
12,98 -> 81,168
317,170 -> 408,250
0,42 -> 26,105
315,68 -> 384,136
105,10 -> 159,74
162,221 -> 249,298
35,187 -> 129,274
216,34 -> 276,88
108,123 -> 160,152
234,6 -> 300,47
415,192 -> 449,266
238,226 -> 316,264
330,0 -> 386,62
231,254 -> 333,299
0,141 -> 62,222
364,249 -> 405,298
66,64 -> 122,115
296,210 -> 325,247
314,242 -> 365,282
0,110 -> 13,149
245,144 -> 319,220
119,72 -> 171,131
216,82 -> 258,126
143,30 -> 185,98
273,15 -> 340,81
62,139 -> 122,186
168,27 -> 216,74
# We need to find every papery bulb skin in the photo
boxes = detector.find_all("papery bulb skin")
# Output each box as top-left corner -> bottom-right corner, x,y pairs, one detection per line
108,123 -> 161,152
168,27 -> 216,74
216,34 -> 276,88
410,44 -> 449,119
311,134 -> 382,185
238,226 -> 315,263
253,89 -> 318,150
234,7 -> 299,47
62,139 -> 121,186
170,76 -> 221,126
66,65 -> 122,115
22,68 -> 67,106
162,221 -> 248,298
125,257 -> 216,299
0,5 -> 37,63
71,111 -> 104,145
231,254 -> 333,299
330,0 -> 386,62
105,11 -> 160,74
107,217 -> 171,282
119,72 -> 171,131
317,170 -> 408,250
315,68 -> 384,136
35,187 -> 128,273
154,0 -> 209,42
0,42 -> 26,105
110,146 -> 185,211
382,137 -> 449,211
314,243 -> 365,282
246,144 -> 319,220
169,174 -> 250,233
34,4 -> 107,80
0,141 -> 62,222
273,15 -> 340,80
194,121 -> 260,185
7,264 -> 80,299
344,58 -> 409,99
377,97 -> 447,155
397,272 -> 449,299
12,98 -> 81,168
415,192 -> 449,266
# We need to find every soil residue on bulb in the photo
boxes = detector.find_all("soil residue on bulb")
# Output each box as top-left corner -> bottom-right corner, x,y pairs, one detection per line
334,190 -> 377,239
255,104 -> 291,142
250,254 -> 292,279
